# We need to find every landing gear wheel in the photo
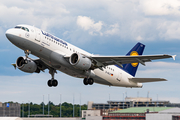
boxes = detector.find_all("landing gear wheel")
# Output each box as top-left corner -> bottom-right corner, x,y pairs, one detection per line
83,78 -> 88,85
88,78 -> 94,85
48,80 -> 53,87
47,79 -> 58,87
83,78 -> 94,85
47,68 -> 58,87
52,79 -> 58,87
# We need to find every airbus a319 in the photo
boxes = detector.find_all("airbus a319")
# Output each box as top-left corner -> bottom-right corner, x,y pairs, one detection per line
5,25 -> 176,88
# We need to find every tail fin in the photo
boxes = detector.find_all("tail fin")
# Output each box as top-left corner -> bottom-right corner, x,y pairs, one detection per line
122,42 -> 145,77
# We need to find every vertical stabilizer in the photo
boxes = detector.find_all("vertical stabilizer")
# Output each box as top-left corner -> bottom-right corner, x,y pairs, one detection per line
122,42 -> 145,77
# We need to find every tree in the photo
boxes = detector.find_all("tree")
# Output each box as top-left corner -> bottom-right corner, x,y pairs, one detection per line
18,101 -> 87,117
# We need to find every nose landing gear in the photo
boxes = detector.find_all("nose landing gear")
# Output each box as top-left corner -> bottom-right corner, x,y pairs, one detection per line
23,50 -> 58,87
23,50 -> 31,64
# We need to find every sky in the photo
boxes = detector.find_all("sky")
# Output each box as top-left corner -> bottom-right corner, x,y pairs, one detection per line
0,0 -> 180,105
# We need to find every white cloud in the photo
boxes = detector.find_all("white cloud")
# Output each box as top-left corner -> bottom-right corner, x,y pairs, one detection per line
77,16 -> 103,36
157,21 -> 180,40
1,0 -> 180,43
139,0 -> 180,16
105,23 -> 120,36
136,36 -> 143,41
136,62 -> 180,78
0,4 -> 24,25
0,1 -> 70,31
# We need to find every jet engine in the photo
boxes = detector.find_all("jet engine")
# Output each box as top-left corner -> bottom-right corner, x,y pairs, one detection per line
69,53 -> 92,70
16,56 -> 40,73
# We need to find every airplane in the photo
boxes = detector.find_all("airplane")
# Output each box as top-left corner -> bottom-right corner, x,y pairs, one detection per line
5,24 -> 176,88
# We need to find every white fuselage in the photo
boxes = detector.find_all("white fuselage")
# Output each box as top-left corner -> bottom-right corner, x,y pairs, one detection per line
6,24 -> 142,88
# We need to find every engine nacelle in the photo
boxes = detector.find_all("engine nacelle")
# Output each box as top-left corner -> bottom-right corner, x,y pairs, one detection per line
16,56 -> 39,73
69,53 -> 92,70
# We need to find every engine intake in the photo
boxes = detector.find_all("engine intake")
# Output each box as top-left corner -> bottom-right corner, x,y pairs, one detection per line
16,56 -> 39,73
69,53 -> 92,70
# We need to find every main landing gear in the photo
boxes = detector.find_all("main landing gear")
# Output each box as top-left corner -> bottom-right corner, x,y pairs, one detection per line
47,69 -> 58,87
83,78 -> 94,85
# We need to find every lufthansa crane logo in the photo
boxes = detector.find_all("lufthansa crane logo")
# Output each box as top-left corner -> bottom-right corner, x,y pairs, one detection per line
130,51 -> 139,67
25,33 -> 29,38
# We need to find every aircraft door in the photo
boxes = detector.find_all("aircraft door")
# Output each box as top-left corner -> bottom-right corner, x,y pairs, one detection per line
117,72 -> 122,82
35,28 -> 41,42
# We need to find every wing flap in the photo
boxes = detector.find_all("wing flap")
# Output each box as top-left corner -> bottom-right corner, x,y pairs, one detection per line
129,78 -> 167,83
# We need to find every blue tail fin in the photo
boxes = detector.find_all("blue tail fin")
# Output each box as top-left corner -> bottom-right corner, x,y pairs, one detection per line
122,42 -> 145,77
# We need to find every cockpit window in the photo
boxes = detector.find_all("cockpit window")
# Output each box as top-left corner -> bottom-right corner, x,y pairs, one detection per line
15,26 -> 29,32
25,28 -> 29,32
22,27 -> 25,31
15,26 -> 21,29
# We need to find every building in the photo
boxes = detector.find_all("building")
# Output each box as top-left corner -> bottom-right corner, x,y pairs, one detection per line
0,102 -> 21,117
82,109 -> 101,118
146,107 -> 180,120
91,97 -> 170,111
89,97 -> 170,116
104,107 -> 174,120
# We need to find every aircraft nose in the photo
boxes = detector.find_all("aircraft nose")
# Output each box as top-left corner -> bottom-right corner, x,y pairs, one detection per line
5,29 -> 15,41
6,29 -> 12,39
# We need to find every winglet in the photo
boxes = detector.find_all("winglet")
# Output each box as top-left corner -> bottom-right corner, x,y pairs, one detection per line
11,64 -> 16,69
172,55 -> 176,60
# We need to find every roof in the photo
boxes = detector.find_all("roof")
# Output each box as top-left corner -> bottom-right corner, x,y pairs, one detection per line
159,107 -> 180,114
110,107 -> 174,113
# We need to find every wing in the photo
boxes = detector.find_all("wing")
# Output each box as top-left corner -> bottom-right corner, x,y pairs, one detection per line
129,78 -> 167,83
33,59 -> 48,72
64,54 -> 175,70
90,54 -> 175,68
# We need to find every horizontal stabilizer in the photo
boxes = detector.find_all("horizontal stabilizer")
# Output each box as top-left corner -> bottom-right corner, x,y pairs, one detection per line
11,63 -> 16,69
129,78 -> 167,83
